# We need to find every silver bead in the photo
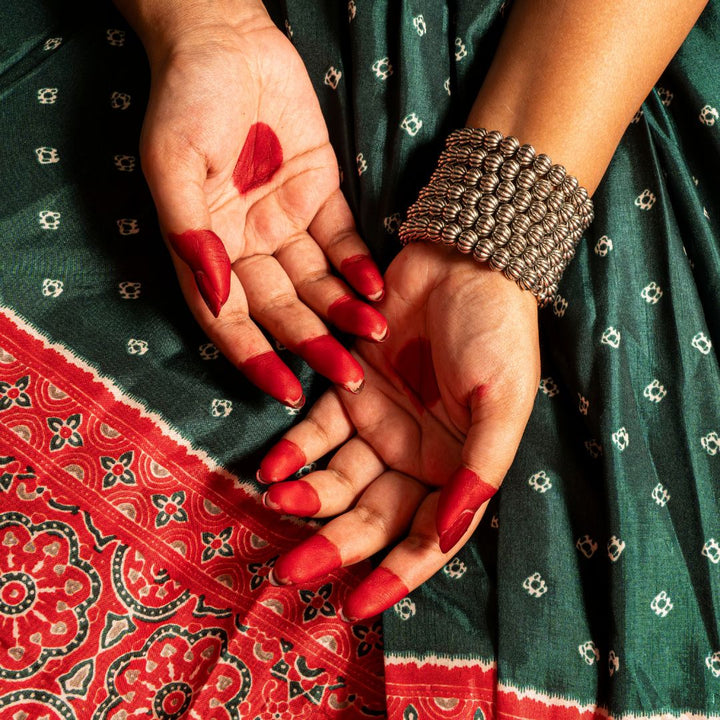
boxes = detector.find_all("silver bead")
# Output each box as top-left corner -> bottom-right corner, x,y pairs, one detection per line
527,223 -> 544,245
449,165 -> 467,183
532,178 -> 553,200
551,224 -> 569,243
457,229 -> 479,253
546,190 -> 565,213
462,187 -> 483,207
558,202 -> 576,223
523,245 -> 540,265
440,222 -> 461,245
482,130 -> 504,151
496,202 -> 516,224
492,222 -> 512,246
560,175 -> 579,195
426,197 -> 446,215
473,238 -> 496,261
533,153 -> 552,175
516,144 -> 536,166
478,193 -> 499,215
468,147 -> 488,168
445,184 -> 465,202
476,213 -> 496,237
527,201 -> 547,223
483,152 -> 503,173
503,257 -> 525,279
488,246 -> 511,269
479,172 -> 500,194
546,164 -> 567,186
499,135 -> 520,158
442,202 -> 462,223
541,211 -> 559,233
571,186 -> 589,207
513,189 -> 533,212
458,206 -> 479,228
426,218 -> 445,236
499,158 -> 521,180
496,181 -> 516,203
506,236 -> 527,257
516,168 -> 538,190
465,168 -> 483,186
511,213 -> 532,235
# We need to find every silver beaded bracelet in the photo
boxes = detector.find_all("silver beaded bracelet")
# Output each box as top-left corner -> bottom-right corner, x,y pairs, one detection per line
398,128 -> 594,306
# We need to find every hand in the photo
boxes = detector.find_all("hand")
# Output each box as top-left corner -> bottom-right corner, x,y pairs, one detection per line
258,242 -> 540,619
135,1 -> 386,406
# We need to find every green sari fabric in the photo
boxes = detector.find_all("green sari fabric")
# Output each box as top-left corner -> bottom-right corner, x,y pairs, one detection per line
1,0 -> 719,716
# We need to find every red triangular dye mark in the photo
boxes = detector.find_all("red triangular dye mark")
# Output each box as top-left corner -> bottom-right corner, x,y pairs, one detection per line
233,122 -> 283,194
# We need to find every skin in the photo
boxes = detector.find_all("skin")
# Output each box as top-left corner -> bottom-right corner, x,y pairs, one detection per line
115,0 -> 709,617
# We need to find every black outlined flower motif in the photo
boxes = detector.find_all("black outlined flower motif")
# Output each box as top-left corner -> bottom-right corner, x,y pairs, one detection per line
100,451 -> 136,488
299,583 -> 335,622
47,414 -> 83,451
201,527 -> 234,563
151,491 -> 188,528
0,376 -> 31,411
352,620 -> 383,657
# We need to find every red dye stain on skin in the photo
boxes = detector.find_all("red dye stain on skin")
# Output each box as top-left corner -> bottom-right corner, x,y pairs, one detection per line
264,480 -> 321,517
327,296 -> 388,342
293,335 -> 364,393
167,229 -> 231,317
342,567 -> 409,621
240,352 -> 304,411
437,466 -> 497,553
340,255 -> 385,301
273,535 -> 342,585
393,337 -> 441,410
257,438 -> 306,483
233,122 -> 283,194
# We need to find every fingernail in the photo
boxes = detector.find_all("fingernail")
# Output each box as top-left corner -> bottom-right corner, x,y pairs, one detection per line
267,567 -> 282,586
264,480 -> 320,516
340,255 -> 384,302
273,535 -> 342,585
342,567 -> 408,621
327,296 -> 388,342
257,439 -> 306,484
240,351 -> 304,408
436,467 -> 496,551
293,335 -> 364,394
168,229 -> 231,317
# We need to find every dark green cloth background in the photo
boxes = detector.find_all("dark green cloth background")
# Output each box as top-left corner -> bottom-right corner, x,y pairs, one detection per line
1,0 -> 719,714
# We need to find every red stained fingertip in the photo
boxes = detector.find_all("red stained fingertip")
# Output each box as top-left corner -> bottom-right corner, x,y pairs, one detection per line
168,229 -> 231,317
294,335 -> 365,393
340,255 -> 384,302
240,351 -> 304,409
328,296 -> 388,342
264,480 -> 321,517
342,567 -> 409,622
273,535 -> 342,585
257,438 -> 306,484
436,467 -> 496,552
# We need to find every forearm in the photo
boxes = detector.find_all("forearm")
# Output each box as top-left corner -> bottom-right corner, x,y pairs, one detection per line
468,0 -> 709,194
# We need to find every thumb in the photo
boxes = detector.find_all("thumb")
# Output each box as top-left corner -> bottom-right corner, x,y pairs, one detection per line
436,384 -> 528,553
143,145 -> 231,318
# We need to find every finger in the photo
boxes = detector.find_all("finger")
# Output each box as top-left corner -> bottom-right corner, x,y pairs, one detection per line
309,189 -> 385,301
257,389 -> 353,483
342,492 -> 483,621
436,385 -> 528,553
142,143 -> 231,317
270,471 -> 427,585
275,233 -> 388,342
176,264 -> 303,408
262,437 -> 385,516
234,254 -> 365,393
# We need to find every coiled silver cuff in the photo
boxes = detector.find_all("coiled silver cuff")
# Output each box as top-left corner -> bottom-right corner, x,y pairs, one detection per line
398,128 -> 594,306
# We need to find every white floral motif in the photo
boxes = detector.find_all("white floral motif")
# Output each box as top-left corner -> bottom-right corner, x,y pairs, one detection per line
691,332 -> 712,355
126,339 -> 148,356
643,379 -> 667,403
634,189 -> 656,210
490,514 -> 499,529
393,597 -> 416,621
608,650 -> 620,677
117,218 -> 140,236
631,109 -> 644,124
198,343 -> 219,361
584,439 -> 603,459
539,377 -> 559,397
594,235 -> 613,256
295,462 -> 317,478
347,0 -> 356,22
413,15 -> 427,36
210,399 -> 233,418
35,146 -> 59,165
641,282 -> 663,304
701,432 -> 720,456
528,470 -> 552,494
607,536 -> 625,562
371,57 -> 393,80
443,557 -> 467,580
651,483 -> 670,507
522,572 -> 547,598
699,104 -> 719,126
578,394 -> 589,415
284,405 -> 302,417
552,295 -> 567,317
576,534 -> 598,559
118,281 -> 141,299
650,591 -> 673,618
38,210 -> 61,230
106,28 -> 126,46
611,427 -> 629,451
656,86 -> 673,106
324,66 -> 342,90
578,641 -> 599,666
110,91 -> 131,110
114,154 -> 136,172
454,37 -> 467,61
701,538 -> 720,564
284,19 -> 293,38
706,652 -> 720,678
42,279 -> 64,297
37,87 -> 58,104
43,37 -> 62,51
601,326 -> 621,348
443,77 -> 451,96
400,113 -> 423,137
356,153 -> 367,176
383,213 -> 401,234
